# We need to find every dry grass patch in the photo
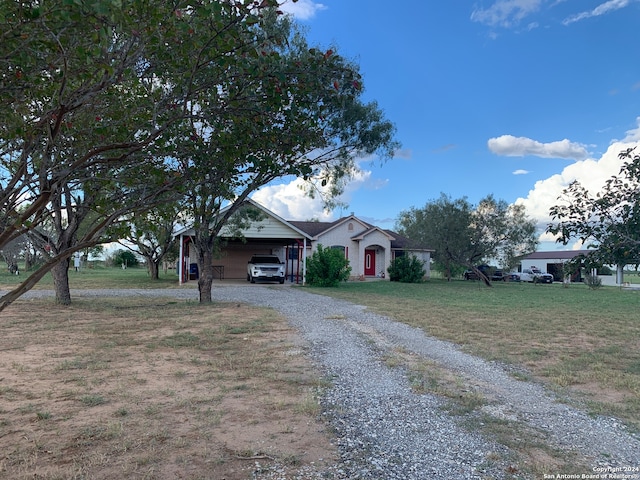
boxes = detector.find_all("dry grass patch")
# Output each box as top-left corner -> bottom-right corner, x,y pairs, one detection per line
382,347 -> 590,478
315,281 -> 640,432
0,298 -> 337,479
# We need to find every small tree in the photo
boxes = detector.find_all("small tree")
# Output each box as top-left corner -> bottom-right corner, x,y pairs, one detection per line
388,255 -> 425,283
111,250 -> 139,268
306,245 -> 351,287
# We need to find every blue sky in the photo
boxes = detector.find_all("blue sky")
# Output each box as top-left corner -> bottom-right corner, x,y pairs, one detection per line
252,0 -> 640,250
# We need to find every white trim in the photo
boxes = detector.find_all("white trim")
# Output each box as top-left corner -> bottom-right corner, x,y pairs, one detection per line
178,234 -> 184,285
302,237 -> 307,285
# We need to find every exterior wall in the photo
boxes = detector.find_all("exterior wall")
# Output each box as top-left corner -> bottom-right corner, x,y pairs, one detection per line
411,251 -> 432,279
314,222 -> 392,279
357,230 -> 392,278
521,258 -> 555,273
521,257 -> 573,281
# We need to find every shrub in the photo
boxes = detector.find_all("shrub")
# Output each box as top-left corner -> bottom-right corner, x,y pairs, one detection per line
388,255 -> 425,283
584,273 -> 602,289
306,245 -> 351,287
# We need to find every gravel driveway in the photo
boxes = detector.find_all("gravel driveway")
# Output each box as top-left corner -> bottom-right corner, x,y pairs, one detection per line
16,285 -> 640,479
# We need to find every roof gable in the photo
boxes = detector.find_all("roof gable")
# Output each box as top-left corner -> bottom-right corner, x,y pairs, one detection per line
175,198 -> 312,240
351,226 -> 395,241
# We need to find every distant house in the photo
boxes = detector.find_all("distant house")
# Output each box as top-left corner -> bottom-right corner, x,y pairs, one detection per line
175,199 -> 433,284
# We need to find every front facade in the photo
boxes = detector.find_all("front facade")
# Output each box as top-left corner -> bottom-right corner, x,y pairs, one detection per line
176,200 -> 432,284
291,216 -> 397,279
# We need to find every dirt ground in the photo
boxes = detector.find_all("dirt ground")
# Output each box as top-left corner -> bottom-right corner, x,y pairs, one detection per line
0,297 -> 338,479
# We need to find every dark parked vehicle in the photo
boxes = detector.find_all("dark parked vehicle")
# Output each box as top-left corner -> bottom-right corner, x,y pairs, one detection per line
464,265 -> 505,281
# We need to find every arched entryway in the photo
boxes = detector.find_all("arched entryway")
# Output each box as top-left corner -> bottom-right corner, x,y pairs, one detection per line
363,244 -> 387,278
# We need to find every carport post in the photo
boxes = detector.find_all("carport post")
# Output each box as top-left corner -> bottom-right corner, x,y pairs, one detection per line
178,234 -> 184,285
302,238 -> 307,285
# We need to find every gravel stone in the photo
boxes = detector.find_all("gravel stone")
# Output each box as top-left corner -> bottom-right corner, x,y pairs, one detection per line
14,285 -> 640,479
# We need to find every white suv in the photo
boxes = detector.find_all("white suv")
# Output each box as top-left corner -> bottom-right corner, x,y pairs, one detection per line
247,255 -> 285,284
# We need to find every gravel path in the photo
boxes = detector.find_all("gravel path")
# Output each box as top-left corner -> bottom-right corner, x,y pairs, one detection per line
15,285 -> 640,479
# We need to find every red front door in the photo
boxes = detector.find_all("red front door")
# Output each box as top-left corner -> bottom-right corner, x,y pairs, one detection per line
364,249 -> 376,276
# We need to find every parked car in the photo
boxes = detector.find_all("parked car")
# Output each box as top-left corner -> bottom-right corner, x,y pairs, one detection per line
247,254 -> 285,284
464,265 -> 505,281
517,266 -> 554,283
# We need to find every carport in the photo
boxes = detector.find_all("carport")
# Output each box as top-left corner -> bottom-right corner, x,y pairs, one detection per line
176,200 -> 312,284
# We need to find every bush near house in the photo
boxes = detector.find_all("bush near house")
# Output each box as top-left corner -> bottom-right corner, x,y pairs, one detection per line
388,254 -> 425,283
306,245 -> 351,287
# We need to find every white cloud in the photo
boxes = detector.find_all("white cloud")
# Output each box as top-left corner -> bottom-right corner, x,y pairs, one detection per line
514,139 -> 640,245
513,169 -> 530,175
278,0 -> 327,20
488,134 -> 590,160
470,0 -> 543,28
620,116 -> 640,141
563,0 -> 632,25
394,148 -> 413,160
251,169 -> 375,221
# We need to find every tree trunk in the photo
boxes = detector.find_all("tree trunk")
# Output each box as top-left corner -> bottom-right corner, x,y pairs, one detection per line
148,259 -> 159,280
197,249 -> 214,303
51,258 -> 72,305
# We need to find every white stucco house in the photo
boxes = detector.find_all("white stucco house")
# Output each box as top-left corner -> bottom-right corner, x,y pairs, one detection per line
175,199 -> 433,284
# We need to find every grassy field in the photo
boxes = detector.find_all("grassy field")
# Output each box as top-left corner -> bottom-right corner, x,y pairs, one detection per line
0,264 -> 181,290
1,267 -> 639,477
310,279 -> 640,432
0,294 -> 336,479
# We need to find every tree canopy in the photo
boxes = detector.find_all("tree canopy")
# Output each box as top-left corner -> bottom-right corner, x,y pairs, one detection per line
547,147 -> 640,270
0,0 -> 398,309
396,194 -> 538,285
178,12 -> 398,302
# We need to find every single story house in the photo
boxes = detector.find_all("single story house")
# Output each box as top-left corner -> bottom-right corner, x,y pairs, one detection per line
175,199 -> 433,284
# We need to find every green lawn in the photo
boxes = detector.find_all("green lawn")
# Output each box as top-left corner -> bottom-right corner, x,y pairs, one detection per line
0,265 -> 182,290
309,279 -> 640,431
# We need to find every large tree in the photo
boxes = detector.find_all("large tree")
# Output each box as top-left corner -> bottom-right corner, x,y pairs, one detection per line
177,13 -> 399,303
397,194 -> 538,285
0,0 -> 299,310
547,147 -> 640,271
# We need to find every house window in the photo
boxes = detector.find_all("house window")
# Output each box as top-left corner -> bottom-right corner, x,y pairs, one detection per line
331,245 -> 347,258
365,254 -> 371,269
348,223 -> 354,231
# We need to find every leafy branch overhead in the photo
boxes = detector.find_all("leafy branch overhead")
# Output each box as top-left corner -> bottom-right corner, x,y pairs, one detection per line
547,147 -> 640,269
0,0 -> 399,309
